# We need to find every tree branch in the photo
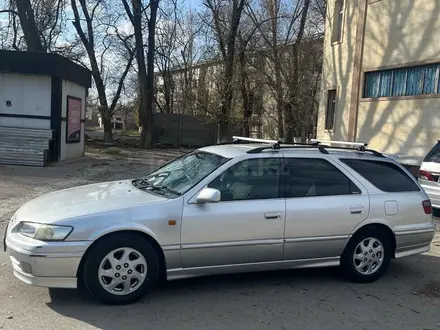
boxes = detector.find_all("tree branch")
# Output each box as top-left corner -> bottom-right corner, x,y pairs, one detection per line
110,42 -> 136,112
121,0 -> 134,24
0,9 -> 18,16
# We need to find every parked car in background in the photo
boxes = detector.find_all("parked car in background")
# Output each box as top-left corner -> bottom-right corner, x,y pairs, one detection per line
419,141 -> 440,210
4,137 -> 436,305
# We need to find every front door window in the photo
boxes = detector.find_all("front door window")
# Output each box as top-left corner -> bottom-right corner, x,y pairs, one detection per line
208,158 -> 281,201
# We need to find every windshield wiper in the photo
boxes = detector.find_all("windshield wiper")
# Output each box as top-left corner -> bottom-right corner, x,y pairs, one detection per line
148,185 -> 182,196
133,180 -> 181,196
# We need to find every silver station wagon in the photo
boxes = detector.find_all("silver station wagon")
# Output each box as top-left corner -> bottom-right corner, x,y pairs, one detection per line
4,137 -> 436,304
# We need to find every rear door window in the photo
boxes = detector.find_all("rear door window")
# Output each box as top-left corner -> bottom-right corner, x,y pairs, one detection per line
340,159 -> 420,192
284,158 -> 361,198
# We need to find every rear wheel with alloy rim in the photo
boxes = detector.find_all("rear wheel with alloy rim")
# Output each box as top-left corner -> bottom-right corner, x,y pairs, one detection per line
352,237 -> 384,276
341,227 -> 392,283
82,234 -> 159,304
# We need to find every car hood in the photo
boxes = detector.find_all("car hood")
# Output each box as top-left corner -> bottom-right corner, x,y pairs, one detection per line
15,180 -> 167,224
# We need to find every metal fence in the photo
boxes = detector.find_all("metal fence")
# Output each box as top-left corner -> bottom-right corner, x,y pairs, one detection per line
152,113 -> 218,147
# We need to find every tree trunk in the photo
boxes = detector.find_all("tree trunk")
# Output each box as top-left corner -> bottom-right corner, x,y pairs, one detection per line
218,45 -> 237,142
206,0 -> 245,143
218,117 -> 231,143
14,0 -> 44,52
242,92 -> 252,137
284,0 -> 310,143
128,0 -> 152,149
163,72 -> 173,113
71,0 -> 116,144
284,102 -> 294,142
242,91 -> 252,137
102,113 -> 113,143
219,71 -> 234,142
93,70 -> 114,143
239,43 -> 252,138
276,95 -> 284,138
268,0 -> 284,139
144,0 -> 159,148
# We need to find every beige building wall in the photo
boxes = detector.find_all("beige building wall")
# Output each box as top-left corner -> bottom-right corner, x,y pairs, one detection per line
317,0 -> 361,142
318,0 -> 440,157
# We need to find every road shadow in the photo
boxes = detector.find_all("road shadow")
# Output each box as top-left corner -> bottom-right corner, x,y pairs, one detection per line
45,254 -> 440,329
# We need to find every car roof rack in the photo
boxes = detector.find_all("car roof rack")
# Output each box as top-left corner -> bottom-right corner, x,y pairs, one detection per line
240,137 -> 384,157
218,136 -> 283,149
309,139 -> 384,157
309,139 -> 367,149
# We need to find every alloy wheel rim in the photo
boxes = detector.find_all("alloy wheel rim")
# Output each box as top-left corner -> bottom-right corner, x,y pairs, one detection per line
98,247 -> 148,296
352,237 -> 384,275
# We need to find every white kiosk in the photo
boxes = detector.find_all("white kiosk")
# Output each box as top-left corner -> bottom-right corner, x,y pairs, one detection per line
0,50 -> 91,166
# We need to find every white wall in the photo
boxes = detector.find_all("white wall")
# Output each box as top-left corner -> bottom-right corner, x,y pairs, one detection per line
0,73 -> 51,129
60,79 -> 86,161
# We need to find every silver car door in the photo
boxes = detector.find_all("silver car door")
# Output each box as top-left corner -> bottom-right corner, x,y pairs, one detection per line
283,156 -> 369,261
181,154 -> 285,268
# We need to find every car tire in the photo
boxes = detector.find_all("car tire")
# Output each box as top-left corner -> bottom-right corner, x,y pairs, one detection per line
341,227 -> 392,283
81,233 -> 159,305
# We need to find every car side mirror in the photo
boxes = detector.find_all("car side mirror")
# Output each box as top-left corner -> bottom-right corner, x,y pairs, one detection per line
196,188 -> 221,203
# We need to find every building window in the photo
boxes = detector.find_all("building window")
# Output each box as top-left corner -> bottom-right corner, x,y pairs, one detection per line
363,63 -> 440,98
325,89 -> 337,130
332,0 -> 344,43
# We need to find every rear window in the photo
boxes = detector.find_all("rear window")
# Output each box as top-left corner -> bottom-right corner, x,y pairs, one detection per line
340,159 -> 420,192
424,143 -> 440,163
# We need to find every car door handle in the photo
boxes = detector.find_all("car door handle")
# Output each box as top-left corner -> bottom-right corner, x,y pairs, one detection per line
350,207 -> 364,214
265,212 -> 281,219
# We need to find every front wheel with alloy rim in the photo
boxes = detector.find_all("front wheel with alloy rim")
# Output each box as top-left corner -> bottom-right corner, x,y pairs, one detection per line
341,227 -> 392,283
82,234 -> 159,305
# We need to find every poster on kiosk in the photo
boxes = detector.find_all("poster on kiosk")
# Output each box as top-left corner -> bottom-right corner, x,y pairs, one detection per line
66,96 -> 82,143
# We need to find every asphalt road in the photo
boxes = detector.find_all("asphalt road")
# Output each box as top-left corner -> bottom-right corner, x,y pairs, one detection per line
1,252 -> 440,330
1,148 -> 440,330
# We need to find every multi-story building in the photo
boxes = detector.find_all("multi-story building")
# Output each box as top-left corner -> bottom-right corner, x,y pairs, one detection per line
317,0 -> 440,160
155,58 -> 267,138
155,39 -> 323,141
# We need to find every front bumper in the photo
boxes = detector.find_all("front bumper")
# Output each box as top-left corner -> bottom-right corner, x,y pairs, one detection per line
5,231 -> 91,289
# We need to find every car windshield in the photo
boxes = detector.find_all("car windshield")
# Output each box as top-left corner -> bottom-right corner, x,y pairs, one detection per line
132,151 -> 229,197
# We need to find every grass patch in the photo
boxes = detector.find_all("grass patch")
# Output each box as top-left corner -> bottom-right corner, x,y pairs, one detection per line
104,147 -> 122,155
121,130 -> 140,137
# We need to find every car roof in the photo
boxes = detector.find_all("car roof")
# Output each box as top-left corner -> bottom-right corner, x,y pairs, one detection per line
198,143 -> 392,162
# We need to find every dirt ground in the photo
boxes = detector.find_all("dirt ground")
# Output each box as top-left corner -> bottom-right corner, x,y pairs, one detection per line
1,146 -> 440,330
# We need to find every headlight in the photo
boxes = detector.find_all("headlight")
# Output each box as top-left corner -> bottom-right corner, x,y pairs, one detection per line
16,222 -> 73,241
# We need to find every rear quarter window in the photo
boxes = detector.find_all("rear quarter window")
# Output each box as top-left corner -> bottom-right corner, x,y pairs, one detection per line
340,159 -> 420,192
424,143 -> 440,163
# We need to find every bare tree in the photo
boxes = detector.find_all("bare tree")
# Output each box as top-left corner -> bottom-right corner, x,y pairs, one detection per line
174,10 -> 204,115
71,0 -> 135,143
34,0 -> 68,52
155,0 -> 179,114
247,0 -> 301,140
0,3 -> 22,50
202,0 -> 247,142
311,0 -> 326,20
13,0 -> 44,51
122,0 -> 160,149
236,15 -> 260,137
1,0 -> 67,52
246,0 -> 317,141
284,0 -> 311,142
